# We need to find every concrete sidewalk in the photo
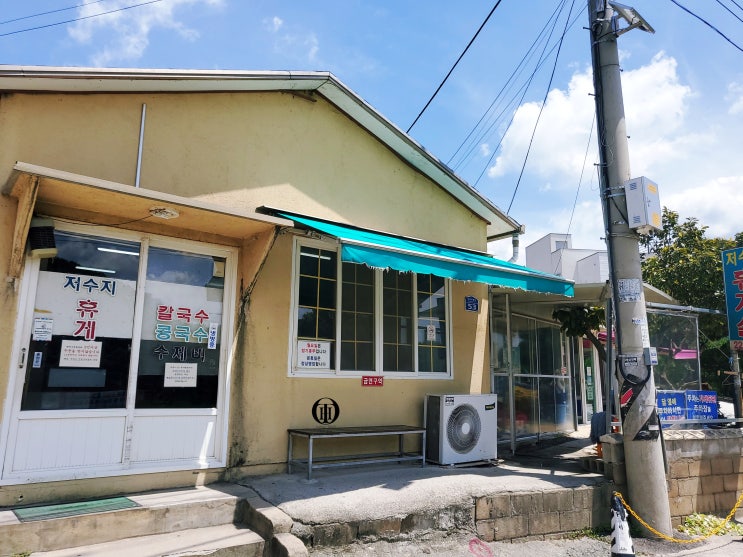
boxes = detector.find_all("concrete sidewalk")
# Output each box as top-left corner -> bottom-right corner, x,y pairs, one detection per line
239,428 -> 614,548
239,428 -> 743,555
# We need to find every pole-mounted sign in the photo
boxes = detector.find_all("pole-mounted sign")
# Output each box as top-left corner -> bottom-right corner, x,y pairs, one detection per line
722,247 -> 743,348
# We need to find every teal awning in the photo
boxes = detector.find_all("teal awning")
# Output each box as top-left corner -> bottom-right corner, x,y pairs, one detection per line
279,213 -> 573,297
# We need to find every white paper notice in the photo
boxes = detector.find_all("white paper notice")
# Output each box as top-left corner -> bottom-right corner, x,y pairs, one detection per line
32,317 -> 53,341
164,362 -> 198,387
59,340 -> 102,368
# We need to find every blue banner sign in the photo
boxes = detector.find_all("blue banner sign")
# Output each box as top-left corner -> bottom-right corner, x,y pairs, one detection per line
657,390 -> 717,423
685,390 -> 717,421
656,391 -> 685,422
722,248 -> 743,342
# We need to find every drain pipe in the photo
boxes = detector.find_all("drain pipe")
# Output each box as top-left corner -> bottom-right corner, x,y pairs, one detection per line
508,232 -> 520,263
135,104 -> 147,188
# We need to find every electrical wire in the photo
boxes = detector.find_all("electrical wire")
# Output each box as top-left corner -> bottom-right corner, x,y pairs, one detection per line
470,3 -> 574,188
0,0 -> 167,38
456,6 -> 587,187
0,0 -> 109,26
506,0 -> 577,214
406,1 -> 504,134
447,2 -> 565,170
669,0 -> 743,53
716,0 -> 743,23
551,113 -> 596,276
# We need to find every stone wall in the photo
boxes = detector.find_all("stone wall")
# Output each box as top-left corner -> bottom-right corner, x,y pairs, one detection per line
600,429 -> 743,528
473,484 -> 612,542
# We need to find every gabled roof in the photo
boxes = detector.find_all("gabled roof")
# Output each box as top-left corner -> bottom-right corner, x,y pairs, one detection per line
0,65 -> 522,240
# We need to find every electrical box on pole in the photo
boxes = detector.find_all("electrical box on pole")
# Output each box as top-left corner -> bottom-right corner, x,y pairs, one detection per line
624,177 -> 661,235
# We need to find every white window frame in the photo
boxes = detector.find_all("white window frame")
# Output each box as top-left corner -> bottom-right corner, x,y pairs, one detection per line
288,236 -> 452,379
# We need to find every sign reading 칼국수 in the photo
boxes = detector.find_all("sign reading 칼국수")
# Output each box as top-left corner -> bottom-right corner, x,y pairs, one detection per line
722,247 -> 743,342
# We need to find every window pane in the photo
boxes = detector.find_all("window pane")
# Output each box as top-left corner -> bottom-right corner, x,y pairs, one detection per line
417,274 -> 447,373
319,250 -> 337,278
299,247 -> 319,275
136,248 -> 225,409
297,245 -> 337,341
22,231 -> 139,410
382,270 -> 414,372
298,276 -> 318,307
318,278 -> 336,309
317,309 -> 336,339
340,263 -> 375,371
297,308 -> 317,337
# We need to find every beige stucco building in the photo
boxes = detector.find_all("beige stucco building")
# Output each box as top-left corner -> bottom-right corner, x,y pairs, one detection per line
0,66 -> 572,506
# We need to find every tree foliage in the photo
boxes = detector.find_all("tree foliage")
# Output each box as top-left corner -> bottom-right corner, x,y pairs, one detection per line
640,208 -> 743,394
552,305 -> 607,394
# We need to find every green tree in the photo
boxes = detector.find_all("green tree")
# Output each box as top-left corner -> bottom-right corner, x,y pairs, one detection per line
640,208 -> 742,395
552,305 -> 607,396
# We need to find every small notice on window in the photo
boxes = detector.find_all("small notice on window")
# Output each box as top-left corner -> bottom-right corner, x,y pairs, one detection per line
32,317 -> 53,341
297,340 -> 331,369
426,324 -> 436,342
164,362 -> 198,387
59,340 -> 102,368
208,323 -> 219,349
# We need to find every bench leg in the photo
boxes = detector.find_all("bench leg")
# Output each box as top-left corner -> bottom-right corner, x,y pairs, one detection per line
307,437 -> 314,481
287,434 -> 294,474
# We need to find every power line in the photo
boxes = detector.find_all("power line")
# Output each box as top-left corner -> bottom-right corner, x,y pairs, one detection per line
0,0 -> 109,26
0,0 -> 167,38
552,113 -> 596,275
448,1 -> 565,171
471,3 -> 573,190
715,0 -> 743,24
406,1 -> 503,134
507,0 -> 576,214
669,0 -> 743,53
452,6 -> 586,179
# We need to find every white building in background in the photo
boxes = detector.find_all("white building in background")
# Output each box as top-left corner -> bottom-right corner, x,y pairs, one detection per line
521,233 -> 678,426
525,233 -> 608,284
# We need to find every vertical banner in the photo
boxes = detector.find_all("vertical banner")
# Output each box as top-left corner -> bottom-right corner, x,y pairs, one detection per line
722,248 -> 743,346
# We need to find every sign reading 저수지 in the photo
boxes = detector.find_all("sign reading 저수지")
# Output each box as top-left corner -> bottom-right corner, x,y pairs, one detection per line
722,247 -> 743,342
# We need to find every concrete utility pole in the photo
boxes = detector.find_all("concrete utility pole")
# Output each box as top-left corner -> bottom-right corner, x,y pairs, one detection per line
587,1 -> 672,536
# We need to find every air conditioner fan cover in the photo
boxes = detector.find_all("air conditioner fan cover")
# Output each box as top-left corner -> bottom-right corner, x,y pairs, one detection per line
446,403 -> 481,453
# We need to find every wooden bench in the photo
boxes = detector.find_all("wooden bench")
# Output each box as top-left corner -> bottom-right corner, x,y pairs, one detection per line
287,425 -> 426,480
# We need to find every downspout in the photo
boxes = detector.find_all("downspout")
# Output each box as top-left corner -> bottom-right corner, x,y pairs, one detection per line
508,232 -> 520,263
135,104 -> 147,188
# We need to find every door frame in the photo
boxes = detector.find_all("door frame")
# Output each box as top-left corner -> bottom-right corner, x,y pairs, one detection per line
0,222 -> 238,484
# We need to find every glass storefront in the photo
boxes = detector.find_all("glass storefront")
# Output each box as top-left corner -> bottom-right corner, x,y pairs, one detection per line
491,293 -> 574,448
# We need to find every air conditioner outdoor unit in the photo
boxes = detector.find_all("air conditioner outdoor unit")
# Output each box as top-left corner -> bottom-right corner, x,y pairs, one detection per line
425,394 -> 497,465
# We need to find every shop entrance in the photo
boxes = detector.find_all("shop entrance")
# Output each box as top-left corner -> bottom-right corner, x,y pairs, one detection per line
1,225 -> 235,483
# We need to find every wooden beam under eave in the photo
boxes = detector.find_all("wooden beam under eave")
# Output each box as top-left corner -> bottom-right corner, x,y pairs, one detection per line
240,227 -> 280,299
8,174 -> 39,280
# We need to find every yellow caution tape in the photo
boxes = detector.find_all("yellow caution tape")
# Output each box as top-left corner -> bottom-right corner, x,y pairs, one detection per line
613,490 -> 743,543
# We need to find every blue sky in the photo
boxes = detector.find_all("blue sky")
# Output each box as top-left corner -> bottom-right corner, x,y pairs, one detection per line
2,1 -> 742,264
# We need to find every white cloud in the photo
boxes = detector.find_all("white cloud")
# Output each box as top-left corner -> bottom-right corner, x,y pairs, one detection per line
663,176 -> 743,240
271,25 -> 320,64
483,50 -> 743,256
487,68 -> 595,180
265,16 -> 284,33
727,82 -> 743,115
479,143 -> 491,157
69,0 -> 223,66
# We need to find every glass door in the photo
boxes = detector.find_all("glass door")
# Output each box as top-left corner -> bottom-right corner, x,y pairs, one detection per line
3,226 -> 235,482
